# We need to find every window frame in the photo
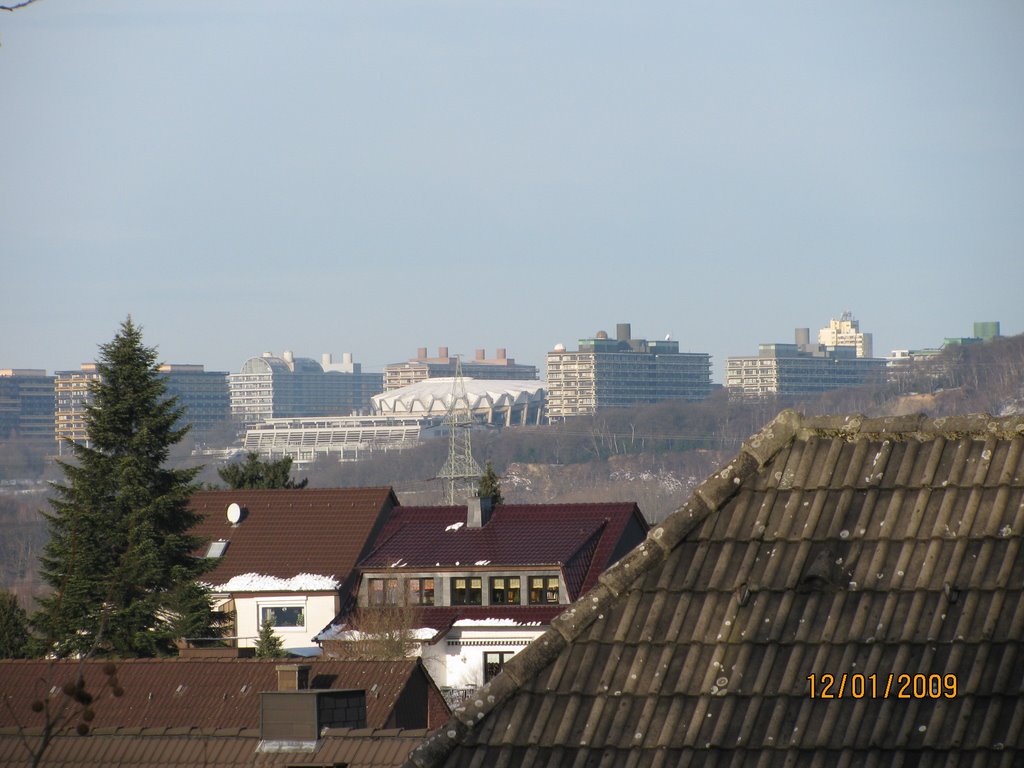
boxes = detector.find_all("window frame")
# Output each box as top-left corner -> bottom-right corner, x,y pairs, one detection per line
483,650 -> 515,683
489,576 -> 522,605
407,577 -> 435,605
528,575 -> 560,605
257,600 -> 307,631
450,576 -> 483,605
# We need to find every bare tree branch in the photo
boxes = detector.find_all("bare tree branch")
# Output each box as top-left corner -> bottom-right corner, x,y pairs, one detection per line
1,0 -> 44,11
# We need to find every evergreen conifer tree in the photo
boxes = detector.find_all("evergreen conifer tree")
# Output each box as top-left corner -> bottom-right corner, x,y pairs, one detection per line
0,590 -> 31,658
35,319 -> 218,657
478,461 -> 504,506
255,614 -> 285,658
217,451 -> 308,489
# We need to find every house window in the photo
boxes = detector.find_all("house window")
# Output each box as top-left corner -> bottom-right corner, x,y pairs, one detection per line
484,651 -> 514,682
368,578 -> 401,605
451,576 -> 482,605
407,578 -> 435,605
528,576 -> 560,604
260,605 -> 305,628
490,576 -> 521,605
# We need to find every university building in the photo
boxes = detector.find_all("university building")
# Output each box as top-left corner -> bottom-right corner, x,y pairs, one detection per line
545,323 -> 713,420
383,347 -> 538,391
228,351 -> 383,427
0,369 -> 55,442
726,315 -> 887,398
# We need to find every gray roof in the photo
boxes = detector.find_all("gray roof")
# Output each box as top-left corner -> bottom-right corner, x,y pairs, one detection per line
405,411 -> 1024,767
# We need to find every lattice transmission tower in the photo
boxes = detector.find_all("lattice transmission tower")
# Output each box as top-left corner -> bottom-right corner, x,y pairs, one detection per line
437,356 -> 481,505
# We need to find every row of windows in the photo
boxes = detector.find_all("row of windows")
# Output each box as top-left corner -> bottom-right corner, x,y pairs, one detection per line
368,576 -> 560,607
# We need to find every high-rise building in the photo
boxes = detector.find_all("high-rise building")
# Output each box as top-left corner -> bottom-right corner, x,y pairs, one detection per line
0,369 -> 55,442
158,364 -> 230,436
545,323 -> 713,420
383,347 -> 538,391
727,324 -> 887,399
228,351 -> 383,426
817,311 -> 873,358
54,364 -> 101,452
55,363 -> 231,452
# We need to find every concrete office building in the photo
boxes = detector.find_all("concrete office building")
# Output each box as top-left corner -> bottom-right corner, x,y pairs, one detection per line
384,347 -> 538,392
0,369 -> 55,442
818,311 -> 873,358
726,324 -> 887,399
159,364 -> 231,435
228,351 -> 383,426
545,323 -> 713,420
243,415 -> 446,467
54,363 -> 230,452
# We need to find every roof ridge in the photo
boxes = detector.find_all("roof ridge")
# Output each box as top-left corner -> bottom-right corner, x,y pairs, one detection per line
403,410 -> 803,768
800,412 -> 1024,441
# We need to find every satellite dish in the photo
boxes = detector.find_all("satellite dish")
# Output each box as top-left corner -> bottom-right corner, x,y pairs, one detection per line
227,502 -> 243,525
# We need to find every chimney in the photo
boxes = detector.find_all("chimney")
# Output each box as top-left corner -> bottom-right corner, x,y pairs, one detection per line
276,664 -> 311,691
467,495 -> 493,528
438,346 -> 449,359
795,328 -> 810,348
417,347 -> 428,359
475,348 -> 485,361
616,323 -> 631,342
496,348 -> 507,360
321,353 -> 333,367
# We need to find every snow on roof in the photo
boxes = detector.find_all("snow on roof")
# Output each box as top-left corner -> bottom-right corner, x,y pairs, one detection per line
445,521 -> 464,532
320,626 -> 439,642
208,572 -> 339,592
452,618 -> 544,627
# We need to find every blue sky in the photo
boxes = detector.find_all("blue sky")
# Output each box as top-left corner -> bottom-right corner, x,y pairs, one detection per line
2,1 -> 1022,381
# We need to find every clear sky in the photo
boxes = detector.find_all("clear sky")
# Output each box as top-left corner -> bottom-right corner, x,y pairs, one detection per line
2,1 -> 1022,381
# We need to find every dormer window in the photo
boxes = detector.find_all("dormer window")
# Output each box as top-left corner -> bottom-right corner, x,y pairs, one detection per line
451,577 -> 482,605
529,576 -> 560,604
490,577 -> 521,605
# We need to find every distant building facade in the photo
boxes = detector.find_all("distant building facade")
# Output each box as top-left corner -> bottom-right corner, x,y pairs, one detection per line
384,347 -> 538,392
545,323 -> 713,420
55,363 -> 230,453
817,310 -> 873,357
373,378 -> 546,427
727,317 -> 887,398
159,364 -> 231,436
54,364 -> 101,452
243,415 -> 446,468
228,351 -> 383,427
0,369 -> 55,442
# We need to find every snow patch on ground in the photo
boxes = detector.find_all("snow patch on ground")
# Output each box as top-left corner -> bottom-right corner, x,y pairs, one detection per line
210,572 -> 339,592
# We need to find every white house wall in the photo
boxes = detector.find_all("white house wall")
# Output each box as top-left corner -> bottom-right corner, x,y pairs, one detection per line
229,592 -> 339,651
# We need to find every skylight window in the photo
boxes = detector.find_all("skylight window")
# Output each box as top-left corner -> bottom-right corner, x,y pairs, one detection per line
206,539 -> 229,558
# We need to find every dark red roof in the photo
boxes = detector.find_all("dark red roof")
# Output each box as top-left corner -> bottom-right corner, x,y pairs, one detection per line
189,488 -> 397,588
362,502 -> 646,599
0,658 -> 446,731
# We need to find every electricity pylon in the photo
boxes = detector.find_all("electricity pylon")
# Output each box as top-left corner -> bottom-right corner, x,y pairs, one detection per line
437,356 -> 481,504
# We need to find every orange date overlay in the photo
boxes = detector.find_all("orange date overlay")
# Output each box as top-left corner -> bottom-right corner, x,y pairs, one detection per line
807,673 -> 958,699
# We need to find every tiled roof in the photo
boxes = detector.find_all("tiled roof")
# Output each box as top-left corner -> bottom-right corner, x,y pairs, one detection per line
0,726 -> 427,767
363,503 -> 646,600
405,412 -> 1024,767
189,488 -> 397,589
0,658 -> 443,731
